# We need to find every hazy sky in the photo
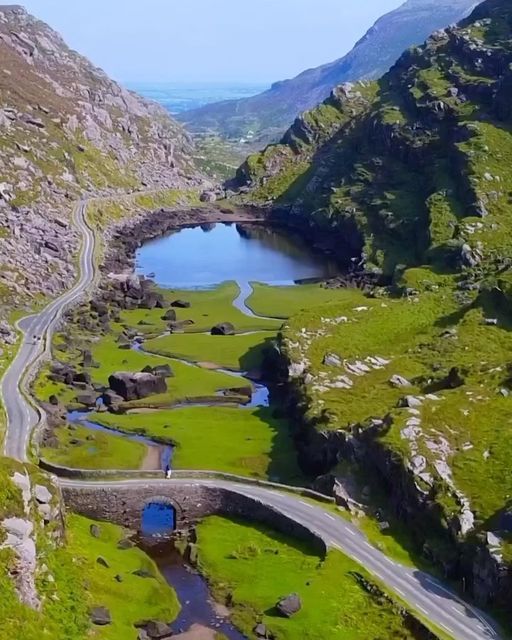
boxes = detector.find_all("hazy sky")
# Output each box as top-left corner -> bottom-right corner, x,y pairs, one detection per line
19,0 -> 403,83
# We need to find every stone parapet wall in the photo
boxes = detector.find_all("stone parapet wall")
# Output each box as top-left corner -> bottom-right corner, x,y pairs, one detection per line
62,483 -> 327,556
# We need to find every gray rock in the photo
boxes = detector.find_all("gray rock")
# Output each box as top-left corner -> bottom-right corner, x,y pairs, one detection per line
171,299 -> 191,308
108,371 -> 167,401
133,568 -> 155,579
34,485 -> 52,504
117,538 -> 135,550
144,621 -> 173,639
276,593 -> 302,618
90,606 -> 111,626
254,623 -> 268,638
90,524 -> 101,538
75,391 -> 97,407
151,364 -> 174,379
389,374 -> 412,388
102,389 -> 125,407
200,190 -> 217,203
211,322 -> 235,336
161,308 -> 177,322
323,353 -> 342,367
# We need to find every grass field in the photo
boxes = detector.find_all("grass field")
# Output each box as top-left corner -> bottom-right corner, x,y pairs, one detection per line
65,515 -> 179,639
120,281 -> 282,334
94,406 -> 301,481
41,423 -> 147,470
246,283 -> 356,319
196,516 -> 417,640
144,331 -> 277,371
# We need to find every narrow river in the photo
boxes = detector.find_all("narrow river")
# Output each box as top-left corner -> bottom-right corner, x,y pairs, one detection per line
73,221 -> 339,638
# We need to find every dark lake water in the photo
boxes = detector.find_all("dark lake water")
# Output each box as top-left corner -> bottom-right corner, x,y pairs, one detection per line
136,222 -> 338,288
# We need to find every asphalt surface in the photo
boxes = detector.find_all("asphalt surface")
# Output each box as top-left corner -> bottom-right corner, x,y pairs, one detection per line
60,478 -> 501,640
2,200 -> 95,461
0,198 -> 502,639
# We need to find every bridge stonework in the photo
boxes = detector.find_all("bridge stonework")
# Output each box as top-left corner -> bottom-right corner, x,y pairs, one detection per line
61,484 -> 327,553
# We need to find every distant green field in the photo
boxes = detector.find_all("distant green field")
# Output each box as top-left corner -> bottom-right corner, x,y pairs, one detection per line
247,282 -> 359,319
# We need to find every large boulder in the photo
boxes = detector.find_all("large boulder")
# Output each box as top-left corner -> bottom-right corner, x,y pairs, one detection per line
161,309 -> 177,322
200,190 -> 217,203
102,389 -> 125,407
211,322 -> 235,336
140,291 -> 165,310
135,620 -> 173,639
75,391 -> 98,407
108,372 -> 167,401
276,593 -> 302,618
171,299 -> 191,309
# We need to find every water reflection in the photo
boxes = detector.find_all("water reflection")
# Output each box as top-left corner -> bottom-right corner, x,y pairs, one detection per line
136,222 -> 338,288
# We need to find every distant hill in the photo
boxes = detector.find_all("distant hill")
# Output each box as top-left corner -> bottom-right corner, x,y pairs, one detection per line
178,0 -> 478,143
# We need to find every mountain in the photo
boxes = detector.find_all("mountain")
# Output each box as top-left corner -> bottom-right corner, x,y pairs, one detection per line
237,0 -> 512,610
178,0 -> 478,143
0,4 -> 202,309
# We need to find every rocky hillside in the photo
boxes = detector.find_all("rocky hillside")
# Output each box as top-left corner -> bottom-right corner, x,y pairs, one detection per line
0,4 -> 202,311
240,0 -> 512,613
178,0 -> 477,143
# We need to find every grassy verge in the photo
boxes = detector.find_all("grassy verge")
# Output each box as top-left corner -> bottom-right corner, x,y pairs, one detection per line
196,516 -> 422,640
41,424 -> 147,471
65,514 -> 179,639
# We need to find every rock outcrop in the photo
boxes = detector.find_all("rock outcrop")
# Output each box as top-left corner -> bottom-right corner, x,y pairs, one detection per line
0,5 -> 203,316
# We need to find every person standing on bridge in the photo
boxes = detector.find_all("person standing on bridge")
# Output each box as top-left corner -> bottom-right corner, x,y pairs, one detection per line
165,464 -> 172,479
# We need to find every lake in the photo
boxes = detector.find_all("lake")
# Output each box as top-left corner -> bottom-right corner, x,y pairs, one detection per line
135,222 -> 339,288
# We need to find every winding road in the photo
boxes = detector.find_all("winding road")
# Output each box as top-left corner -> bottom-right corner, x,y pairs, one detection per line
2,200 -> 95,461
0,199 -> 502,640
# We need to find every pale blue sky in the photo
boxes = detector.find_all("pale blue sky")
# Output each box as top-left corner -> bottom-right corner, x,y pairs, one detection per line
19,0 -> 403,83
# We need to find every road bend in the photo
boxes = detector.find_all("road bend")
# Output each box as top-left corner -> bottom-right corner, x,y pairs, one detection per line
2,200 -> 95,461
59,478 -> 501,640
0,197 -> 502,640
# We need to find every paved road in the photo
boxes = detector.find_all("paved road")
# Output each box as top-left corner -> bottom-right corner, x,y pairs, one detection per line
60,477 -> 500,640
0,197 -> 502,640
2,200 -> 95,461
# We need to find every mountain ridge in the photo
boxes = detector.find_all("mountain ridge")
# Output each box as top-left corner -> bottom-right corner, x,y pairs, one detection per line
235,0 -> 512,612
0,4 -> 203,313
178,0 -> 478,143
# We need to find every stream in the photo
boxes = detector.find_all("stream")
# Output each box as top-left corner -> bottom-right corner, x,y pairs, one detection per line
72,221 -> 338,639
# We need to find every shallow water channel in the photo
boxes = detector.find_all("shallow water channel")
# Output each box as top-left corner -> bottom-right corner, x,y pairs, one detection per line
77,221 -> 338,637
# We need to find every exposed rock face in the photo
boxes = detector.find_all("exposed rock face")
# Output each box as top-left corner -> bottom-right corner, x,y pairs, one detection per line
108,371 -> 167,401
0,4 -> 202,316
245,0 -> 512,611
178,0 -> 476,142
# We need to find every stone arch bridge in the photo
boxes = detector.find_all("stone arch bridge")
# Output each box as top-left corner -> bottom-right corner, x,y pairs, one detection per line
61,478 -> 327,554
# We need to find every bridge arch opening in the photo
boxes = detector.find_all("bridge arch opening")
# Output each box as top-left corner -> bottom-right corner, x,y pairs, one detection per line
141,497 -> 178,537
